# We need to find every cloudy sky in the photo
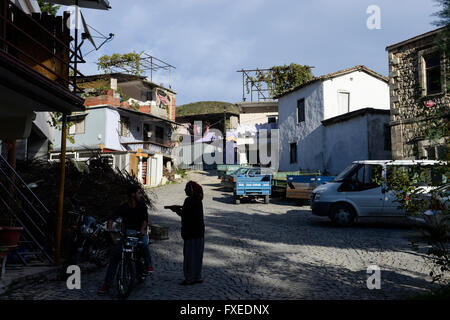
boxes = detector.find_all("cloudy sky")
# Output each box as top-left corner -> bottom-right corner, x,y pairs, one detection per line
68,0 -> 441,106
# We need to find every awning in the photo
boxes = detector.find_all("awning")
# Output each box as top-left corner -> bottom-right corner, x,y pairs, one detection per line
44,0 -> 111,10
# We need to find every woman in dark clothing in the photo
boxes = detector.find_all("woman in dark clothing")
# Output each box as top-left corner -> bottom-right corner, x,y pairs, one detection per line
167,181 -> 205,285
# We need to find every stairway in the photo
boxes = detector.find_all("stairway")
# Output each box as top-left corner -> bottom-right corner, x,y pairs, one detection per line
0,154 -> 54,266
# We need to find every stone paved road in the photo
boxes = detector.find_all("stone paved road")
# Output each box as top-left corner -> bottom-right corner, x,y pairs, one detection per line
0,171 -> 437,300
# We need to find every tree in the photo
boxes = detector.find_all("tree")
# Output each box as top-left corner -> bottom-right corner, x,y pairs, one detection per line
37,0 -> 60,16
97,52 -> 144,76
245,63 -> 314,98
432,0 -> 450,30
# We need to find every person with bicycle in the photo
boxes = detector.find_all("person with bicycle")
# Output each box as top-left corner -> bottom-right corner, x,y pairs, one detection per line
98,185 -> 154,295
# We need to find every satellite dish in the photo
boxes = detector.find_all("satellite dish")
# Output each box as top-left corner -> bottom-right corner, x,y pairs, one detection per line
80,10 -> 114,51
81,12 -> 97,49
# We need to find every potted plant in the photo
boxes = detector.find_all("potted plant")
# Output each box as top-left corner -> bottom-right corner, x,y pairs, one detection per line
0,204 -> 23,249
0,225 -> 23,248
0,219 -> 22,277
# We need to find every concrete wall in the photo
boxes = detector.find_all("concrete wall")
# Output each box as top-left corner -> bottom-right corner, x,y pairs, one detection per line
323,71 -> 390,120
278,81 -> 324,171
367,113 -> 392,161
240,112 -> 278,127
322,113 -> 391,175
14,112 -> 54,161
34,112 -> 54,142
53,107 -> 171,153
53,108 -> 107,151
323,116 -> 369,175
104,107 -> 122,151
16,133 -> 48,160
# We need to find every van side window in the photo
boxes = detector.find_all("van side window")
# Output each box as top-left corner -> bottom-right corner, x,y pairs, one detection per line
344,164 -> 382,191
386,165 -> 448,188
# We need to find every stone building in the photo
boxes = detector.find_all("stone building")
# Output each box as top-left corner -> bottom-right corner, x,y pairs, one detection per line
386,27 -> 449,160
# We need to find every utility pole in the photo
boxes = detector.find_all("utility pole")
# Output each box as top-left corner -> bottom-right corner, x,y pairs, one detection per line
55,114 -> 67,265
56,0 -> 79,265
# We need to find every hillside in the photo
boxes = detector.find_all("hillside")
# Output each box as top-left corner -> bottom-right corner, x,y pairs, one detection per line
176,101 -> 240,117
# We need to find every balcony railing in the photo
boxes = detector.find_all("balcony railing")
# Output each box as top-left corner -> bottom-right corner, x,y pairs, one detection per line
0,0 -> 84,92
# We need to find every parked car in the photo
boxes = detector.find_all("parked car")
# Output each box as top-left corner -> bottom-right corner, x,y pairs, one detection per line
407,183 -> 449,229
311,160 -> 447,226
221,167 -> 261,190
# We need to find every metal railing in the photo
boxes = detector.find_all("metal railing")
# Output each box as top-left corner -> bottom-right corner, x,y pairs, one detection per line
0,0 -> 84,92
0,154 -> 53,265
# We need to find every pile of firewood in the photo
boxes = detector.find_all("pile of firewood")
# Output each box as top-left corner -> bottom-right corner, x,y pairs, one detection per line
16,152 -> 155,227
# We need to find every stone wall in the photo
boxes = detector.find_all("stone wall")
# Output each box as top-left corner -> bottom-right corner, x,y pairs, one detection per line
388,30 -> 450,160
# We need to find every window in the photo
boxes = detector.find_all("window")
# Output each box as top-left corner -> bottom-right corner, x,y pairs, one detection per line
155,126 -> 164,144
384,124 -> 392,151
120,116 -> 130,137
426,144 -> 448,160
424,53 -> 442,95
436,145 -> 448,160
297,99 -> 305,123
386,165 -> 448,188
344,164 -> 382,191
338,92 -> 350,114
290,143 -> 297,164
140,90 -> 153,101
267,116 -> 277,124
418,138 -> 448,160
419,50 -> 443,96
247,168 -> 261,176
68,118 -> 85,135
143,124 -> 151,139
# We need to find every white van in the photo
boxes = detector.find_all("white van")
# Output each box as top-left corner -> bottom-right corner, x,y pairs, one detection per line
311,160 -> 448,226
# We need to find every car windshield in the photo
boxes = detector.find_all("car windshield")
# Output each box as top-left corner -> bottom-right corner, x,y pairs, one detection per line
333,163 -> 359,182
232,167 -> 248,175
247,169 -> 261,176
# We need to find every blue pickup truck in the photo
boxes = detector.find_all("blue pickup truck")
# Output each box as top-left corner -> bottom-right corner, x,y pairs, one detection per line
234,173 -> 272,204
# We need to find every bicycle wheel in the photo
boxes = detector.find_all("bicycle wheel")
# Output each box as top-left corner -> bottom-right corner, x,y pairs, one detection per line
116,257 -> 135,299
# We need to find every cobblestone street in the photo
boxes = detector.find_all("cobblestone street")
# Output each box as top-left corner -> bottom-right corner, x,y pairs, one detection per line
0,171 -> 437,300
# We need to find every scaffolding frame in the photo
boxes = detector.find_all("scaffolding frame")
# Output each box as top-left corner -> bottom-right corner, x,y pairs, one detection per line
105,52 -> 176,88
237,68 -> 273,102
